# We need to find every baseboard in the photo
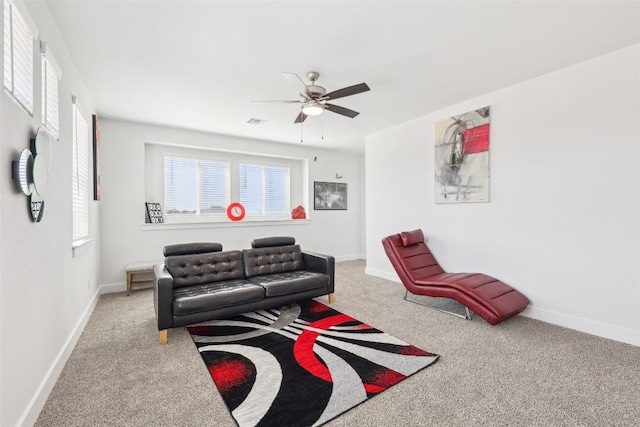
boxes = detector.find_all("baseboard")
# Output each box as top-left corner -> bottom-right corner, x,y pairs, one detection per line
520,306 -> 639,347
365,267 -> 639,347
335,254 -> 365,262
100,282 -> 126,294
364,266 -> 400,283
18,287 -> 102,427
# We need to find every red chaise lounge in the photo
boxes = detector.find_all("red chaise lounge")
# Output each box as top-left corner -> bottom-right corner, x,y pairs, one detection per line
382,229 -> 530,325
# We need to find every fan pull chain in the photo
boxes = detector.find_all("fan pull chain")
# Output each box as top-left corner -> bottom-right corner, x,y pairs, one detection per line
300,120 -> 304,143
321,115 -> 324,140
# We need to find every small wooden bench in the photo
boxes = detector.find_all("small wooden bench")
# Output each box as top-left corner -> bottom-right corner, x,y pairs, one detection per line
125,261 -> 162,296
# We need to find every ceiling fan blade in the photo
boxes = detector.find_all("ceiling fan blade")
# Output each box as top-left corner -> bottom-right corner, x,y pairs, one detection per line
324,83 -> 370,101
251,100 -> 301,104
325,103 -> 360,118
283,72 -> 310,98
294,112 -> 308,123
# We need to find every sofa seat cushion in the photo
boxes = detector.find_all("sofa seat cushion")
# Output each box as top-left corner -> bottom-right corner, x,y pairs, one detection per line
248,271 -> 329,297
172,279 -> 264,316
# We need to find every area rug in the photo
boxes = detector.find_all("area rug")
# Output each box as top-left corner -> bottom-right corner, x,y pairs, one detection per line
187,299 -> 439,427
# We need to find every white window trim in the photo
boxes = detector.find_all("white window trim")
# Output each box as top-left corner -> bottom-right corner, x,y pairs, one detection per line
41,41 -> 62,139
141,219 -> 310,231
162,149 -> 295,224
4,0 -> 38,115
238,161 -> 291,218
163,151 -> 232,222
9,1 -> 39,37
72,98 -> 90,243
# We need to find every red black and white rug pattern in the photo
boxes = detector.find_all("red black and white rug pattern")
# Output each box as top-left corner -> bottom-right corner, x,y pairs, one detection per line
188,300 -> 439,427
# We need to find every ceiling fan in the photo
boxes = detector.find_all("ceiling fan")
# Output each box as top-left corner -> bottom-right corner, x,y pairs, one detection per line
253,71 -> 370,123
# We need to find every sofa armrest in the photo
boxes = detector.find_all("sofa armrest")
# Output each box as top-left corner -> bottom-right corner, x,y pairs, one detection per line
302,251 -> 335,293
153,263 -> 174,330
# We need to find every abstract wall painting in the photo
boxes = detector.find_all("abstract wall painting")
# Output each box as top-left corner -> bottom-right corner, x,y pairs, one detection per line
434,106 -> 491,203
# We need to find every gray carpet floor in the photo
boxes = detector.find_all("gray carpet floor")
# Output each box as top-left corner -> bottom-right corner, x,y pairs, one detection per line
35,260 -> 640,426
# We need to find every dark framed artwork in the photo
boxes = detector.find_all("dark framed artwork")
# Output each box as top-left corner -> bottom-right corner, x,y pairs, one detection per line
314,181 -> 348,210
92,114 -> 101,201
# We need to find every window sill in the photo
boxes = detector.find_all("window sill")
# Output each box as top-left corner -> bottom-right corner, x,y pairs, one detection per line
4,88 -> 34,117
141,219 -> 310,231
72,238 -> 92,257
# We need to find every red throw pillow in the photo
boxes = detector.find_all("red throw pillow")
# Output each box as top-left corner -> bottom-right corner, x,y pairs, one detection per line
400,229 -> 425,246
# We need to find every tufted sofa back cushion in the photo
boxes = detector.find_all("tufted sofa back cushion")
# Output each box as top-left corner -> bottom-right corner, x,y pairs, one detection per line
242,245 -> 305,278
165,250 -> 244,288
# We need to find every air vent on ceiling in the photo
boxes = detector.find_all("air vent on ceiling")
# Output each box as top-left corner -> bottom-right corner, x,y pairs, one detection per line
247,118 -> 267,125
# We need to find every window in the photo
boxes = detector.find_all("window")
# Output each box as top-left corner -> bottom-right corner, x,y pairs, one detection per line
240,163 -> 290,215
41,42 -> 61,139
145,142 -> 304,224
72,102 -> 89,241
164,156 -> 230,216
3,0 -> 36,114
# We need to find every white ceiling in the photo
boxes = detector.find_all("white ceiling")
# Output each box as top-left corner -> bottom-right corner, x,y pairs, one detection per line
45,0 -> 640,153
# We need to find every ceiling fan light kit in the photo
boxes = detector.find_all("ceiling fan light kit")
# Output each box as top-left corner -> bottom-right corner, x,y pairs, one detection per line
302,100 -> 324,116
254,71 -> 370,124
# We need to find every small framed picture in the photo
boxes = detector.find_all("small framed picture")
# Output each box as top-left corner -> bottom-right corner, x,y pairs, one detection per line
314,182 -> 347,210
145,202 -> 164,223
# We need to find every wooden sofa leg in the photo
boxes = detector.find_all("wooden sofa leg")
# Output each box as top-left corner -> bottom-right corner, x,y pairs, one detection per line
159,330 -> 168,345
126,272 -> 132,296
328,293 -> 335,304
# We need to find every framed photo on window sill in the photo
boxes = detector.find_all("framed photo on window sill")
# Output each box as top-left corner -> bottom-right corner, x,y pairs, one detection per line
145,202 -> 164,223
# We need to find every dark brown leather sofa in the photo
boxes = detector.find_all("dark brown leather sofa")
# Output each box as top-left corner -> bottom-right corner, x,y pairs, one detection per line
153,237 -> 335,344
382,229 -> 529,325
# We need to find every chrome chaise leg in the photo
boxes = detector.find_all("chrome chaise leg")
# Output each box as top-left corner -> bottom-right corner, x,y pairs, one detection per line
404,290 -> 472,320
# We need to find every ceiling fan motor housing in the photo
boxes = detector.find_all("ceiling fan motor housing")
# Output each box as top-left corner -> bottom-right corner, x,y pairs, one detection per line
307,85 -> 326,97
305,71 -> 326,97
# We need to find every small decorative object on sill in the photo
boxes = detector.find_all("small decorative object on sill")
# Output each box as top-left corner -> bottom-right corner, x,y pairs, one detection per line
145,202 -> 164,223
291,205 -> 306,219
226,202 -> 246,221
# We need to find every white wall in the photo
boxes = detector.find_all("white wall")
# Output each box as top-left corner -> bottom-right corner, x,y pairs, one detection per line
365,44 -> 640,346
0,2 -> 99,426
99,119 -> 365,290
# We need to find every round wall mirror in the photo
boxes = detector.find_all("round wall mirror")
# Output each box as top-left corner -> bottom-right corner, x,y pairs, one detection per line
32,155 -> 48,196
12,127 -> 55,222
34,128 -> 53,171
14,148 -> 35,195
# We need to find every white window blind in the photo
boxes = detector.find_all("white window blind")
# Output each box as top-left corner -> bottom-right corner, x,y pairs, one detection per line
239,163 -> 290,215
164,156 -> 230,216
72,103 -> 89,241
41,44 -> 61,139
3,0 -> 35,114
